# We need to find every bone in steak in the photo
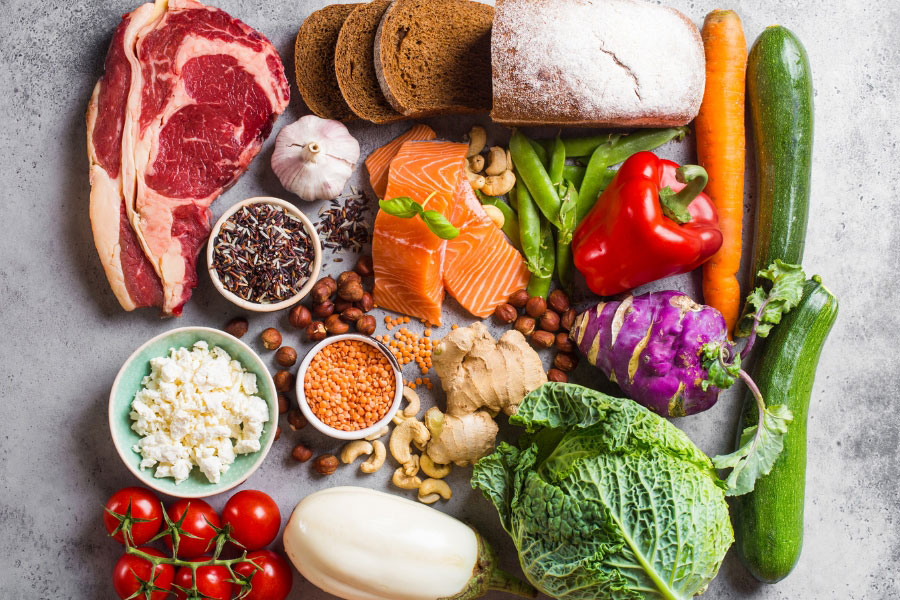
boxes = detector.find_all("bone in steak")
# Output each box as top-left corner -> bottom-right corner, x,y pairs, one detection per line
87,0 -> 290,315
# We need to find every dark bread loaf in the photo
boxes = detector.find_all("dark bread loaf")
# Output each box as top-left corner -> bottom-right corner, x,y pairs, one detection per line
295,4 -> 357,121
374,0 -> 493,117
491,0 -> 705,127
334,0 -> 404,124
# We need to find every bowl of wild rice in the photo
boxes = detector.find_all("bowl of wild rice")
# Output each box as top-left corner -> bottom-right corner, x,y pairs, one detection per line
207,197 -> 322,312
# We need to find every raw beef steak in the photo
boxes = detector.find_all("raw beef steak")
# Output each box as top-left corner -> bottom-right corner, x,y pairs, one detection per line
87,0 -> 289,315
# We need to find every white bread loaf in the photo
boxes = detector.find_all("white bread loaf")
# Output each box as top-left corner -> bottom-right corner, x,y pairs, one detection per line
491,0 -> 705,127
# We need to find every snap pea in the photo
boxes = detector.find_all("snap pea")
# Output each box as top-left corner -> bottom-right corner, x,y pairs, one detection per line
507,184 -> 519,212
476,190 -> 521,251
548,134 -> 566,188
576,145 -> 613,223
509,130 -> 562,228
562,133 -> 621,158
515,175 -> 548,278
527,218 -> 556,299
564,126 -> 689,159
529,139 -> 549,167
555,181 -> 578,294
563,165 -> 586,189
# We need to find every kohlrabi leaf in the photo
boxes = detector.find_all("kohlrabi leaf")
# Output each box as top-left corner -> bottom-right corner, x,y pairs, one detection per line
473,383 -> 733,600
712,403 -> 793,497
699,342 -> 741,391
736,260 -> 806,338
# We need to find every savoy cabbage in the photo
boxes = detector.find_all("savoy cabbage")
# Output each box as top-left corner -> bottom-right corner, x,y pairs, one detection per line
472,383 -> 733,600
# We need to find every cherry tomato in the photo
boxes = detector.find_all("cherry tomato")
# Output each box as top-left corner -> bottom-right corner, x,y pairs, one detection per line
222,490 -> 281,550
104,487 -> 164,546
163,498 -> 221,558
112,547 -> 174,600
234,550 -> 293,600
174,558 -> 234,600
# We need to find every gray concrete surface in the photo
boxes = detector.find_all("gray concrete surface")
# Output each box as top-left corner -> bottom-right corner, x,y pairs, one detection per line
0,0 -> 897,598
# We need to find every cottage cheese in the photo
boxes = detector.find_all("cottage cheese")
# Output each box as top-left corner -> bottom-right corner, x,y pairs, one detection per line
130,341 -> 269,484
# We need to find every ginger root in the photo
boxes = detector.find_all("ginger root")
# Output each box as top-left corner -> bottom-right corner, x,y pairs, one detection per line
432,322 -> 547,417
424,407 -> 499,467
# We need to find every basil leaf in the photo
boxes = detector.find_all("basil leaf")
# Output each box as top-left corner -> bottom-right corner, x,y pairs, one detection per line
379,197 -> 422,219
736,260 -> 806,338
421,210 -> 460,240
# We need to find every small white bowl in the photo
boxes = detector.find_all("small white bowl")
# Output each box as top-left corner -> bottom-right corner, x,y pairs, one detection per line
295,334 -> 404,440
207,196 -> 322,312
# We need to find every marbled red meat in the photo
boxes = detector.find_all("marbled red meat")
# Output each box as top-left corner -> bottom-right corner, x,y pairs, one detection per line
87,0 -> 289,315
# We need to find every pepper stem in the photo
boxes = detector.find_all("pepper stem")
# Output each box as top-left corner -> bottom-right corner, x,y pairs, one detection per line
659,165 -> 709,224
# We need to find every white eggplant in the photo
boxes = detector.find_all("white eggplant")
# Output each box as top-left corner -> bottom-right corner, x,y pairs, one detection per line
282,486 -> 536,600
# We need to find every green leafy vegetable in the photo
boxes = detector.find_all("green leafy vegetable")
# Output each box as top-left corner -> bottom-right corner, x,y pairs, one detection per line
736,260 -> 806,337
700,342 -> 741,391
378,196 -> 459,240
472,383 -> 733,600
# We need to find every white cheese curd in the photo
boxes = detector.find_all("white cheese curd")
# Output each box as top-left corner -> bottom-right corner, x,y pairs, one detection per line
129,341 -> 269,484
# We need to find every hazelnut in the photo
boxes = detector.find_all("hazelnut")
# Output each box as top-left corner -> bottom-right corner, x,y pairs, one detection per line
312,300 -> 335,319
547,368 -> 568,383
357,292 -> 375,313
273,370 -> 294,393
325,314 -> 350,334
508,289 -> 529,309
560,308 -> 577,331
539,311 -> 560,333
525,296 -> 547,319
548,289 -> 571,313
277,394 -> 289,414
291,443 -> 312,462
287,409 -> 307,431
514,315 -> 536,337
337,271 -> 361,287
354,255 -> 374,277
311,277 -> 336,303
493,303 -> 517,324
555,332 -> 576,353
530,330 -> 555,349
337,279 -> 365,302
333,299 -> 353,313
356,315 -> 376,336
341,307 -> 363,322
275,346 -> 298,367
224,317 -> 249,338
288,305 -> 311,329
305,321 -> 327,342
553,352 -> 579,372
260,328 -> 282,350
274,426 -> 281,441
313,454 -> 339,475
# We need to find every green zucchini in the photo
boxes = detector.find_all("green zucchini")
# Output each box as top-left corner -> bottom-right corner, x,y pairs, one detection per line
732,277 -> 838,582
747,25 -> 814,275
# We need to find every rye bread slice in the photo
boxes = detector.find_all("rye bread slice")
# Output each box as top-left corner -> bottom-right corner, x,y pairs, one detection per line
374,0 -> 493,118
295,4 -> 357,121
490,0 -> 705,127
335,0 -> 404,124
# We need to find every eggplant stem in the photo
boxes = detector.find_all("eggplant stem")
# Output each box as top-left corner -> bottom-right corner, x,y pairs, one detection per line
486,568 -> 539,598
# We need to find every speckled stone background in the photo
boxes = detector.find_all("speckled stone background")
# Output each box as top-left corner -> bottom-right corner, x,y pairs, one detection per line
1,0 -> 897,598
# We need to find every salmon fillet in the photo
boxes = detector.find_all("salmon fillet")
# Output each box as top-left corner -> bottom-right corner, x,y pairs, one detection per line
365,124 -> 436,198
444,177 -> 530,317
372,140 -> 467,325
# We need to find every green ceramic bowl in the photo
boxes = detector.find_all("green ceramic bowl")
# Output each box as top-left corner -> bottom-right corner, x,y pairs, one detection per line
108,327 -> 278,498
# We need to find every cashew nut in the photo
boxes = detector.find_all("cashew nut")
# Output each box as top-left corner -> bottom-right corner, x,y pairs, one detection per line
506,148 -> 513,170
402,454 -> 420,477
402,386 -> 421,418
466,168 -> 485,191
468,155 -> 485,172
484,146 -> 508,176
364,426 -> 389,441
340,440 -> 373,464
417,479 -> 452,504
465,126 -> 486,158
392,467 -> 422,490
481,204 -> 504,229
420,454 -> 451,479
481,170 -> 516,196
360,440 -> 386,473
392,413 -> 408,426
389,418 -> 430,465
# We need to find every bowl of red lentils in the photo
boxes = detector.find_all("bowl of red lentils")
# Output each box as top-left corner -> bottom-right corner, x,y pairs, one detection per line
295,334 -> 404,440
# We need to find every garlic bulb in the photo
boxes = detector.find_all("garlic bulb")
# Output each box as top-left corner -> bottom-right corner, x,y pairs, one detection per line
271,115 -> 360,202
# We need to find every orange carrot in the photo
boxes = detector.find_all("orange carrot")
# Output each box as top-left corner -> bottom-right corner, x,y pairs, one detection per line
696,10 -> 747,338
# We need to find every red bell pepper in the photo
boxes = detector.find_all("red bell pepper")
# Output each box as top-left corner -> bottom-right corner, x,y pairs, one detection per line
572,151 -> 723,296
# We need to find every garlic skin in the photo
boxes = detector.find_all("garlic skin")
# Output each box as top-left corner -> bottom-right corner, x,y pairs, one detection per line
271,115 -> 360,202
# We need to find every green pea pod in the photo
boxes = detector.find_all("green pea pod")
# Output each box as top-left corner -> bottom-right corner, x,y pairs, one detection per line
527,218 -> 556,298
507,184 -> 519,212
515,176 -> 549,278
563,165 -> 586,190
576,146 -> 613,223
529,139 -> 549,168
548,134 -> 566,189
555,181 -> 579,294
476,190 -> 521,251
565,126 -> 689,159
509,130 -> 562,228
